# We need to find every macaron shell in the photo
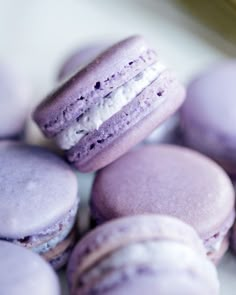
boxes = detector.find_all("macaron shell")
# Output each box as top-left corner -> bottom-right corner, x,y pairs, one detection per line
182,61 -> 236,137
67,215 -> 205,287
68,72 -> 185,172
91,145 -> 235,240
34,36 -> 157,137
0,141 -> 78,238
180,61 -> 236,167
0,241 -> 60,295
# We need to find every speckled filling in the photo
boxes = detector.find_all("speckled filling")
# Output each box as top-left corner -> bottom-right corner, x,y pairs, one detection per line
67,69 -> 177,166
56,62 -> 166,150
1,199 -> 79,254
74,241 -> 218,294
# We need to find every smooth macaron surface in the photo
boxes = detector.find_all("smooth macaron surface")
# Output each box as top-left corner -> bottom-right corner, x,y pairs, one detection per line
0,63 -> 30,139
0,241 -> 60,295
0,141 -> 79,268
91,145 -> 235,260
34,36 -> 185,172
0,141 -> 78,237
180,61 -> 236,175
67,215 -> 219,295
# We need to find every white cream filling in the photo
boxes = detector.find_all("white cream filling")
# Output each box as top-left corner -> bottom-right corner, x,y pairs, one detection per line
80,241 -> 218,289
56,62 -> 166,150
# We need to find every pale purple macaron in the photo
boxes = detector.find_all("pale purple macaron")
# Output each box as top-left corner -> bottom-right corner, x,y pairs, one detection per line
0,241 -> 60,295
33,35 -> 186,172
0,63 -> 30,139
57,43 -> 109,81
180,61 -> 236,177
67,215 -> 219,295
91,145 -> 235,263
0,141 -> 79,269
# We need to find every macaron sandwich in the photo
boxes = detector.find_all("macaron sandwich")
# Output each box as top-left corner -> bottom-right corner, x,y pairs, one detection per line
34,36 -> 185,172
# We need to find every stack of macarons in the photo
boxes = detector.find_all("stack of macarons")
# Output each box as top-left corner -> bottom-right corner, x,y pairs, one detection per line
1,34 -> 236,294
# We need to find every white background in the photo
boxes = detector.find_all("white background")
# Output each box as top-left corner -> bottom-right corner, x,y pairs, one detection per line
0,1 -> 236,294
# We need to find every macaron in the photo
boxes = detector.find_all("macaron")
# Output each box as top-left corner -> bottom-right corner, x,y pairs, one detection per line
33,35 -> 186,172
180,61 -> 236,177
91,145 -> 235,263
0,141 -> 79,269
0,63 -> 30,139
67,215 -> 219,295
57,42 -> 109,81
0,241 -> 60,295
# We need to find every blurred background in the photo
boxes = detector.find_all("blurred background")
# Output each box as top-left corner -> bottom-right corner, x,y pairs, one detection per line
1,1 -> 236,294
1,0 -> 236,94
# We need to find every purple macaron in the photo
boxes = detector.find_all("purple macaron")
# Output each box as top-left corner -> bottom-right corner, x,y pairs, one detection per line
0,141 -> 79,269
67,215 -> 219,295
0,63 -> 30,139
91,145 -> 235,263
180,61 -> 236,177
0,241 -> 60,294
33,35 -> 185,172
57,43 -> 109,81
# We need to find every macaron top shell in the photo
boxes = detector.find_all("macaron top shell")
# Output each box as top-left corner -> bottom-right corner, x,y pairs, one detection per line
34,35 -> 158,137
0,241 -> 60,295
0,63 -> 30,138
183,61 -> 236,136
91,145 -> 235,239
0,141 -> 78,238
181,61 -> 236,159
67,214 -> 205,286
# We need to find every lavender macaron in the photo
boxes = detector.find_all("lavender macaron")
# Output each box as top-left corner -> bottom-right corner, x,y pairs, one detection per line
180,61 -> 236,177
57,42 -> 109,81
0,241 -> 60,295
0,63 -> 30,139
91,145 -> 235,263
0,141 -> 79,269
67,215 -> 219,295
33,35 -> 185,172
